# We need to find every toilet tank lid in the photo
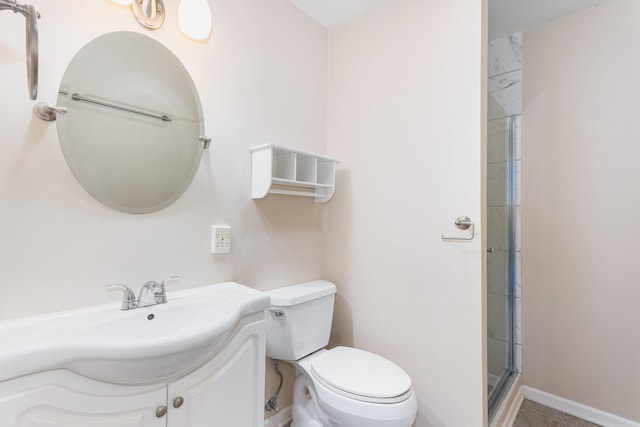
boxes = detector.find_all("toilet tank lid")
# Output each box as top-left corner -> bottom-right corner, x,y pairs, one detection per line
266,280 -> 337,306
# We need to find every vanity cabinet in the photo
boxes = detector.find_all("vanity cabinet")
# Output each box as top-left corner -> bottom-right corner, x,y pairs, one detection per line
0,317 -> 265,427
0,376 -> 166,427
167,318 -> 265,426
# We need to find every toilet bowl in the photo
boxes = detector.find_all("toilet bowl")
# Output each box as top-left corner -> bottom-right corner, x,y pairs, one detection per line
265,280 -> 417,427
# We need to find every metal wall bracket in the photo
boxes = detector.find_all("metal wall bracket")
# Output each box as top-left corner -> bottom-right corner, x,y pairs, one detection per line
199,136 -> 211,149
33,102 -> 67,121
131,0 -> 165,31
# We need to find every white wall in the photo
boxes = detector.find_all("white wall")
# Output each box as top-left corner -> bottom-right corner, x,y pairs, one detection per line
326,0 -> 487,426
0,0 -> 328,320
522,0 -> 640,421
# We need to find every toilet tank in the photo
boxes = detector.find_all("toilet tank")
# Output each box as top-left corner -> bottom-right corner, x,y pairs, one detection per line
265,280 -> 337,361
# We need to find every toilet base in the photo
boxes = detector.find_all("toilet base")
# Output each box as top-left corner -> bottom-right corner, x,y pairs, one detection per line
290,354 -> 417,427
291,371 -> 332,427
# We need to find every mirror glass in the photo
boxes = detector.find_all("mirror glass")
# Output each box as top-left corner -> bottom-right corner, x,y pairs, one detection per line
56,31 -> 205,214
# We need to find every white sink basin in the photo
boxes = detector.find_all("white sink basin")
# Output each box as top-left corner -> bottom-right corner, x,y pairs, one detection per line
0,282 -> 269,385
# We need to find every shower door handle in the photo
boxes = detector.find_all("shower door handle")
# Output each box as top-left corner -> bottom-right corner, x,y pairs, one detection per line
442,216 -> 475,242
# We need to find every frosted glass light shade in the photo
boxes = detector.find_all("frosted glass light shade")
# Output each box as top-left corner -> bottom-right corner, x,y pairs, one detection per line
178,0 -> 212,40
110,0 -> 133,5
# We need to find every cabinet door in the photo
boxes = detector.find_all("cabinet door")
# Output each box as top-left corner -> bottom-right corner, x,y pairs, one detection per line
0,370 -> 167,427
167,320 -> 266,427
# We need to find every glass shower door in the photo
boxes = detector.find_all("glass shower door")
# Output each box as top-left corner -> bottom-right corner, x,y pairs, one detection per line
487,115 -> 517,415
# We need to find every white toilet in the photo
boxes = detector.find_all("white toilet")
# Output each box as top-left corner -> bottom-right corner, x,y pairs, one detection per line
265,280 -> 417,427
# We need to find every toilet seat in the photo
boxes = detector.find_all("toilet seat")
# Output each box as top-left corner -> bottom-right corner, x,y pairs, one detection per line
294,348 -> 418,427
310,347 -> 413,404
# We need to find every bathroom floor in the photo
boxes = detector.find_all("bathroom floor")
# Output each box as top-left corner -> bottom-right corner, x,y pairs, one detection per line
514,400 -> 602,427
281,399 -> 601,427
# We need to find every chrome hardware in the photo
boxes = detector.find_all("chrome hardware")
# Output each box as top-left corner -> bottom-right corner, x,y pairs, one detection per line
199,136 -> 211,149
138,275 -> 179,307
156,275 -> 179,304
442,216 -> 475,242
132,0 -> 165,31
138,281 -> 162,307
59,91 -> 172,122
173,396 -> 184,408
269,309 -> 285,317
105,284 -> 137,310
106,276 -> 179,310
0,0 -> 39,100
71,92 -> 170,121
33,102 -> 67,121
155,406 -> 167,418
0,1 -> 38,22
265,395 -> 279,412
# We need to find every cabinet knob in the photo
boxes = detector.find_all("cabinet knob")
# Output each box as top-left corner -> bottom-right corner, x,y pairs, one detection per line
173,396 -> 185,408
156,406 -> 167,418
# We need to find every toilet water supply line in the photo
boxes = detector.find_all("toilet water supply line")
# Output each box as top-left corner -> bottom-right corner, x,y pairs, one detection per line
265,359 -> 283,412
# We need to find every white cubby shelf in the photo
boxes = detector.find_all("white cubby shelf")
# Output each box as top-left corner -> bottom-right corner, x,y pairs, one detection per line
250,144 -> 337,203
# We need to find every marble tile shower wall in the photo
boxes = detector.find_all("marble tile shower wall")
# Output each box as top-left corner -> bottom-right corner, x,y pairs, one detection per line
487,33 -> 522,375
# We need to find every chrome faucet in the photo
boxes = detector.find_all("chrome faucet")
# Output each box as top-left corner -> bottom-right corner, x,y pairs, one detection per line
105,284 -> 137,310
106,276 -> 179,310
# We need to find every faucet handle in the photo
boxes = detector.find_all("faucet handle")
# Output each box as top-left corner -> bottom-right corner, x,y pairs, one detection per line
155,275 -> 179,304
106,284 -> 137,310
160,275 -> 179,287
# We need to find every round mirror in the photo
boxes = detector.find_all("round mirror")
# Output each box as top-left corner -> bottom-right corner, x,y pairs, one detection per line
56,32 -> 205,214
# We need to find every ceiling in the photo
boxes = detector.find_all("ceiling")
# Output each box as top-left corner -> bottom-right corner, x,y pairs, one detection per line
288,0 -> 381,28
289,0 -> 613,38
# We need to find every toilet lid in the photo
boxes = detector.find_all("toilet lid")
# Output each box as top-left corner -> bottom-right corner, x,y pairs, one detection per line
310,347 -> 412,401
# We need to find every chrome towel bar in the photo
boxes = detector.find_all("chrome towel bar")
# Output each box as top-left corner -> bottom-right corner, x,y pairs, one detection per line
0,0 -> 39,100
36,91 -> 211,150
61,91 -> 172,122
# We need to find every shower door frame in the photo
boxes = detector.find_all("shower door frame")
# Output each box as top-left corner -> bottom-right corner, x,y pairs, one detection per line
487,114 -> 518,418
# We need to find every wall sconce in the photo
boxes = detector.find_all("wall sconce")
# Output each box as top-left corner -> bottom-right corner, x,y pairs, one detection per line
111,0 -> 164,30
111,0 -> 212,40
178,0 -> 212,40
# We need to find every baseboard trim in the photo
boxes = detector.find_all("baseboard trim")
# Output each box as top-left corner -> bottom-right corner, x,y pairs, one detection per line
491,374 -> 524,427
264,405 -> 292,427
522,386 -> 640,427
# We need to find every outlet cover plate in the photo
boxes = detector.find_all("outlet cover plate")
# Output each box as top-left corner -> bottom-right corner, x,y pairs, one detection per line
212,225 -> 231,254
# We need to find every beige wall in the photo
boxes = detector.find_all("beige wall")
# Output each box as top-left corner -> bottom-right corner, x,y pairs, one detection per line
326,0 -> 487,426
0,0 -> 328,320
522,0 -> 640,421
0,0 -> 327,416
1,1 -> 489,425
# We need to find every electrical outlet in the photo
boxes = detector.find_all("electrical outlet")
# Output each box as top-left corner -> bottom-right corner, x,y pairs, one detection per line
212,225 -> 231,254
